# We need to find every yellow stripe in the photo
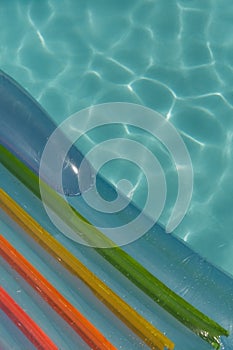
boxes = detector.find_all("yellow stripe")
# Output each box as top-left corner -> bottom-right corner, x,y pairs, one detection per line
0,189 -> 174,350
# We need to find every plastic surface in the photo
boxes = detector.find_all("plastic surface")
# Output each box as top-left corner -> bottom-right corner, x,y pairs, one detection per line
0,69 -> 230,348
0,287 -> 58,350
0,235 -> 117,350
0,70 -> 94,196
0,142 -> 229,349
1,162 -> 233,350
0,189 -> 174,350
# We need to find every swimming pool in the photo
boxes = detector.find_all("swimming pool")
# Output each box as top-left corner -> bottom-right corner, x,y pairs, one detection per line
1,0 -> 232,274
0,0 -> 233,349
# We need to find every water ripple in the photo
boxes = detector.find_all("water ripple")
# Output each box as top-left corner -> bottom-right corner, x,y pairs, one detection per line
1,0 -> 233,274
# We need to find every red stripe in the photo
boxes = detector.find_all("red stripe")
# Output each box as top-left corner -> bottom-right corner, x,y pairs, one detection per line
0,286 -> 58,350
0,235 -> 116,349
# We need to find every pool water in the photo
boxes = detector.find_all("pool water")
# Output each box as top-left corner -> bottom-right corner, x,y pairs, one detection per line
0,0 -> 233,284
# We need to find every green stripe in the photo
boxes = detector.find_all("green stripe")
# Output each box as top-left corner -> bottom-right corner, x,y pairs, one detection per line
0,144 -> 229,349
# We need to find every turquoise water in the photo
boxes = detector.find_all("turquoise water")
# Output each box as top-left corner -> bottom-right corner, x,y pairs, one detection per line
1,0 -> 232,274
1,1 -> 233,349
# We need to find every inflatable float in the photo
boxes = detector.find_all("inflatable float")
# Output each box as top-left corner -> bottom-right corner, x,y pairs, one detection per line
0,70 -> 233,350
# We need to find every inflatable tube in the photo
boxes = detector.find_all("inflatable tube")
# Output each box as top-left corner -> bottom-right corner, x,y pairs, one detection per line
0,71 -> 232,349
0,70 -> 94,196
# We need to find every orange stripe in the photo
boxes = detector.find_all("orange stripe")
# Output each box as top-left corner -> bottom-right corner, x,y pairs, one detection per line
0,189 -> 174,350
0,235 -> 116,350
0,286 -> 58,350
